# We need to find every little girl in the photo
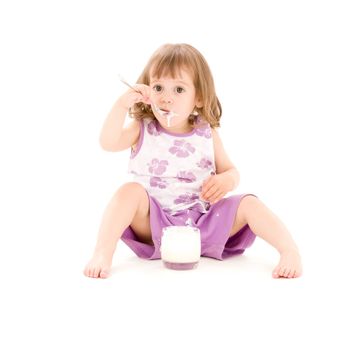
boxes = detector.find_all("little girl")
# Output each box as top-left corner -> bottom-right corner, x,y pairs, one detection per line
84,43 -> 302,279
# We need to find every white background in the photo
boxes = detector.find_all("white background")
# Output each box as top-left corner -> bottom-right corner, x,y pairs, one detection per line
1,0 -> 355,349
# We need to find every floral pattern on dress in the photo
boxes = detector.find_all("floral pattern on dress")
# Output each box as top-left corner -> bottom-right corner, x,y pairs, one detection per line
174,192 -> 200,205
148,159 -> 168,175
197,158 -> 213,169
150,176 -> 167,189
194,120 -> 211,138
177,171 -> 196,183
147,120 -> 161,136
163,207 -> 173,215
169,140 -> 195,158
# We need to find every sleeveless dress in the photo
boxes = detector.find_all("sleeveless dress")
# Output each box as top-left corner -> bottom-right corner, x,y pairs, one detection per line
121,117 -> 256,260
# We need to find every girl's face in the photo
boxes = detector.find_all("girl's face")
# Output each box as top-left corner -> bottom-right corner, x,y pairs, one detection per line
149,69 -> 201,132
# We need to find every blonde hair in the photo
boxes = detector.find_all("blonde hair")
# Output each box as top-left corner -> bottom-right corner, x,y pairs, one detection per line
129,43 -> 222,128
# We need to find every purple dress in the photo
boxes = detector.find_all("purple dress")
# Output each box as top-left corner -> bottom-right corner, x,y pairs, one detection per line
121,118 -> 256,260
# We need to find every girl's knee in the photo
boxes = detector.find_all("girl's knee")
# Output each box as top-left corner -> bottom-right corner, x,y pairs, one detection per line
239,195 -> 260,220
118,182 -> 149,212
115,182 -> 147,203
117,182 -> 145,195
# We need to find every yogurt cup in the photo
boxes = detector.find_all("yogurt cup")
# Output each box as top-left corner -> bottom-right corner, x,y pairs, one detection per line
160,226 -> 201,270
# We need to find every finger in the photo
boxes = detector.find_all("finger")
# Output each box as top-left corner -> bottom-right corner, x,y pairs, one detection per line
133,93 -> 151,106
209,191 -> 224,204
133,93 -> 144,103
216,194 -> 224,203
201,186 -> 212,199
203,184 -> 218,200
205,187 -> 220,202
206,191 -> 219,203
202,178 -> 215,195
134,84 -> 151,101
202,176 -> 213,191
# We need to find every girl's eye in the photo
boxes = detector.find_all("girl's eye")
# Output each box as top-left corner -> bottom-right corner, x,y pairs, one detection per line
175,86 -> 185,93
152,85 -> 162,92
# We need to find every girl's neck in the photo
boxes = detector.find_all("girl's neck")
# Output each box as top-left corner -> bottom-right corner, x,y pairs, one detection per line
157,120 -> 194,135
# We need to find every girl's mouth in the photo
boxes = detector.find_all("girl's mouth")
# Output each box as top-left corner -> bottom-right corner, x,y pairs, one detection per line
151,103 -> 179,127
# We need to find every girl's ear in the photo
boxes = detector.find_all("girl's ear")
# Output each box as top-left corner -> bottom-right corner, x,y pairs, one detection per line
195,98 -> 203,108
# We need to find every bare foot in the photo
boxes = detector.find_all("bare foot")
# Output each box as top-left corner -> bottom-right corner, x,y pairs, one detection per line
84,251 -> 113,279
272,250 -> 302,279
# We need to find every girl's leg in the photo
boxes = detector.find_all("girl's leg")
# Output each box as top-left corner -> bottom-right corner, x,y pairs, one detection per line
84,182 -> 151,279
229,195 -> 302,278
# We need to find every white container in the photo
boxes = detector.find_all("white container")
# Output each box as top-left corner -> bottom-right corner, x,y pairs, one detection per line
160,226 -> 201,270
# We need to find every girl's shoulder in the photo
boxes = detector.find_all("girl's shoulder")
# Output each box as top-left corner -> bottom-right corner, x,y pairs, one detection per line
193,115 -> 213,139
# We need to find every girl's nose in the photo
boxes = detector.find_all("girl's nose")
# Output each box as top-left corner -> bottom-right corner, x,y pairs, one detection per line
161,93 -> 173,105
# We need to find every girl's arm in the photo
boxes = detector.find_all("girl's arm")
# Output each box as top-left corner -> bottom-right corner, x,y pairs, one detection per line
99,84 -> 150,152
211,128 -> 240,190
201,128 -> 240,204
99,101 -> 140,152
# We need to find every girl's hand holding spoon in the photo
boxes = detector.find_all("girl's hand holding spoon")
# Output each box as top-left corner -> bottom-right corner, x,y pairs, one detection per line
117,75 -> 151,110
118,75 -> 179,127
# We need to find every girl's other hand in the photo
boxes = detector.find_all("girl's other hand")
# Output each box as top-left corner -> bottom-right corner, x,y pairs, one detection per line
200,174 -> 231,204
117,84 -> 151,110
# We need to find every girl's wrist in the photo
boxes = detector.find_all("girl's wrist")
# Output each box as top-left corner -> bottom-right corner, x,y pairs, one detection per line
222,170 -> 238,191
115,98 -> 129,112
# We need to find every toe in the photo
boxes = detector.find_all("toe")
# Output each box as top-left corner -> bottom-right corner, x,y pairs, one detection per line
94,267 -> 101,278
100,269 -> 110,279
288,269 -> 296,278
272,266 -> 281,278
295,269 -> 302,278
89,268 -> 96,278
283,268 -> 291,278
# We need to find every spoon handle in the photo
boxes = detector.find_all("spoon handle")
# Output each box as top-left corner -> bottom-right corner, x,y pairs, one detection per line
118,75 -> 141,94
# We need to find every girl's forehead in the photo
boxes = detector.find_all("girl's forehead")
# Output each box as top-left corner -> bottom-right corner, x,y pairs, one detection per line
149,67 -> 194,84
